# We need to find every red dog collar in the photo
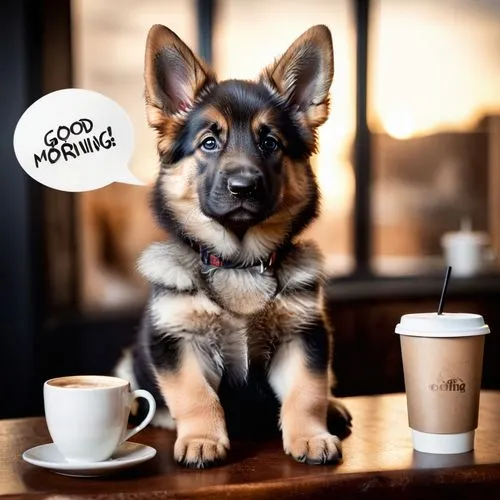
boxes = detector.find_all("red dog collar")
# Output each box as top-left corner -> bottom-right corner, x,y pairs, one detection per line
200,248 -> 277,274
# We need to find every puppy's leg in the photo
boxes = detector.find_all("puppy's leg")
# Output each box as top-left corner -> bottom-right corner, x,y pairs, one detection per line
268,324 -> 342,464
153,339 -> 229,468
325,364 -> 352,433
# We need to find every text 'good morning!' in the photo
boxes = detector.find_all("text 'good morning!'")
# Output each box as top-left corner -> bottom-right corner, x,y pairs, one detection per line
34,119 -> 117,168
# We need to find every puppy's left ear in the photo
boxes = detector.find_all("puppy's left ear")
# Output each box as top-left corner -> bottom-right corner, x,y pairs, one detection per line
260,25 -> 333,127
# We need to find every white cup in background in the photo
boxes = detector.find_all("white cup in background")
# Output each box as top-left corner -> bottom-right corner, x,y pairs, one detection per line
441,230 -> 493,277
44,375 -> 156,463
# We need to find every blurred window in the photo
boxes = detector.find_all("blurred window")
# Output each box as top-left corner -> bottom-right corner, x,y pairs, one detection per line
369,0 -> 500,275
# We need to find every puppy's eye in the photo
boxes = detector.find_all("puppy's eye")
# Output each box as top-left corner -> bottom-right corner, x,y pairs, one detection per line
260,136 -> 279,153
200,136 -> 218,152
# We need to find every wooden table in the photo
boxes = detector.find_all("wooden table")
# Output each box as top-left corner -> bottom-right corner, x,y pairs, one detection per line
2,392 -> 500,499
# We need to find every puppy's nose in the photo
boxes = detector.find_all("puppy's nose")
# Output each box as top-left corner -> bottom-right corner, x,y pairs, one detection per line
227,174 -> 258,196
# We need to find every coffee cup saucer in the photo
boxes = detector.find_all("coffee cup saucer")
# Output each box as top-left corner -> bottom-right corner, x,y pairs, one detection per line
22,441 -> 157,477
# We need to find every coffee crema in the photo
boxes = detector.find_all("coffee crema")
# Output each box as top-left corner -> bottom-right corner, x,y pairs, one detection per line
47,375 -> 127,389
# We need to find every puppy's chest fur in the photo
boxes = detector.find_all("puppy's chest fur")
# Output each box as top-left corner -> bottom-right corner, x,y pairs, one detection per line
206,267 -> 279,316
139,240 -> 324,376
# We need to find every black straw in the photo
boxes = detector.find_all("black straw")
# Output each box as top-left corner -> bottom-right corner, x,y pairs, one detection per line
437,266 -> 452,315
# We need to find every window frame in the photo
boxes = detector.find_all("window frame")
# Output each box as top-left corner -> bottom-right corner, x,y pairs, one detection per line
352,0 -> 372,276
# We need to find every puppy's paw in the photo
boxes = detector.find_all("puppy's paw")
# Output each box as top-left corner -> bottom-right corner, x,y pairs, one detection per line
174,434 -> 230,468
327,397 -> 352,436
284,432 -> 342,465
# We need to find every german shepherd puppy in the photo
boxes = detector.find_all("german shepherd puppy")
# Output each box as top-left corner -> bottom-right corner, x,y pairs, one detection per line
115,24 -> 351,468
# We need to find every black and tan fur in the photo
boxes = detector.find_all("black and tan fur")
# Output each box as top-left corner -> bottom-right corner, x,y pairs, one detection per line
115,24 -> 351,468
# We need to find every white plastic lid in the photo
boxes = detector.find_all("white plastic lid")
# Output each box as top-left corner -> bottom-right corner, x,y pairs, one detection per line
395,312 -> 490,337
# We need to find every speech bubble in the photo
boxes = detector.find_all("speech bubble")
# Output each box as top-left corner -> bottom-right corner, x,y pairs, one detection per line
13,88 -> 144,192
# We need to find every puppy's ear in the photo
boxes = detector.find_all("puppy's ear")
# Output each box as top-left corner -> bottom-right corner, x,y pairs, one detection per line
260,25 -> 333,127
144,25 -> 216,130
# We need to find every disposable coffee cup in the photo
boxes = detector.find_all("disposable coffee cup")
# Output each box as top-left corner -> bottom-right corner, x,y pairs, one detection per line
44,375 -> 156,462
396,313 -> 490,454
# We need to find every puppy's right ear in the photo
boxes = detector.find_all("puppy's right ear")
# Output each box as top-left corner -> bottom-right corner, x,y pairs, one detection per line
144,25 -> 216,130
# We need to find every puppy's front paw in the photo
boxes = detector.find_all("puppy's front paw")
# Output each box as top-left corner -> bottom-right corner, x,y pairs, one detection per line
284,432 -> 342,465
174,434 -> 230,468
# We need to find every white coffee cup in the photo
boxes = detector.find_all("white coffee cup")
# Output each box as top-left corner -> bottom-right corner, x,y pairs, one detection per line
441,230 -> 492,277
44,375 -> 156,463
396,313 -> 490,454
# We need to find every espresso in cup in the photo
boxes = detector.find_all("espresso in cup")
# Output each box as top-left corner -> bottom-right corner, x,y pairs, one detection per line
50,378 -> 119,389
396,313 -> 490,454
44,375 -> 156,463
